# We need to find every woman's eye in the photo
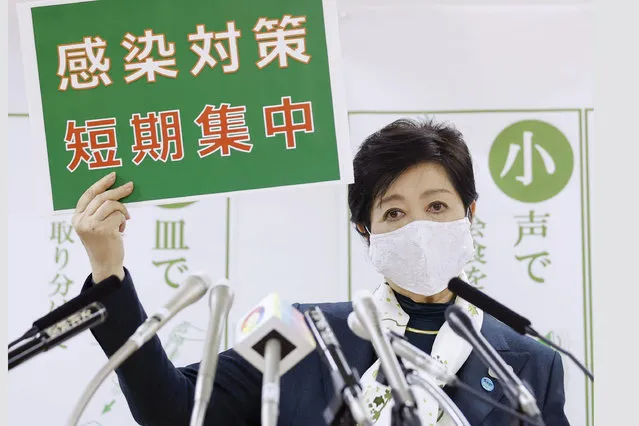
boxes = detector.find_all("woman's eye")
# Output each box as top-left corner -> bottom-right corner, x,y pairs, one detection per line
428,202 -> 447,213
384,209 -> 404,221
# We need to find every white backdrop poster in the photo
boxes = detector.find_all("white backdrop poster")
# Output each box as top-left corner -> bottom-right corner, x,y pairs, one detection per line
8,2 -> 593,426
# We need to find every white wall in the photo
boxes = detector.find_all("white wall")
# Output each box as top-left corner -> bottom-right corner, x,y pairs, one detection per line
7,1 -> 593,425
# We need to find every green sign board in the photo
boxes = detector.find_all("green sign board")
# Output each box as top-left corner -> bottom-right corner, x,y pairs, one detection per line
18,0 -> 352,212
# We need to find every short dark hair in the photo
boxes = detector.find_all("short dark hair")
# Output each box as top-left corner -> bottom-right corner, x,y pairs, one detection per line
348,118 -> 478,237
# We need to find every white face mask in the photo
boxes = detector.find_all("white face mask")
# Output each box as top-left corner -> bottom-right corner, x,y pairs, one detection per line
368,217 -> 475,296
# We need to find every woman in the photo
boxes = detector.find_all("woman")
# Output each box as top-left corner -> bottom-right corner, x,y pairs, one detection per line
73,118 -> 569,425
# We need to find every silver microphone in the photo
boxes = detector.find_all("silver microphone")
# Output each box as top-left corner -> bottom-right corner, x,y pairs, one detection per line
350,304 -> 543,426
348,312 -> 452,384
352,291 -> 420,424
190,280 -> 234,426
445,305 -> 543,421
348,311 -> 470,426
68,274 -> 211,426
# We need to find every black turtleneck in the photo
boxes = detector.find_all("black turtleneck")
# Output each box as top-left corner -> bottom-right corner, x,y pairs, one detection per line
392,289 -> 455,355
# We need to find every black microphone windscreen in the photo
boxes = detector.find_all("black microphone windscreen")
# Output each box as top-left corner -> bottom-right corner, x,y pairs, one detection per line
448,277 -> 531,335
33,275 -> 122,331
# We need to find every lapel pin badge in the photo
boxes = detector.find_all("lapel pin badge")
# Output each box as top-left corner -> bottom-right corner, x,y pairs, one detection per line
481,377 -> 495,392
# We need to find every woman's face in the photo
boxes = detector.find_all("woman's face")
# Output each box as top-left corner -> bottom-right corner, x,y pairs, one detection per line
369,162 -> 468,235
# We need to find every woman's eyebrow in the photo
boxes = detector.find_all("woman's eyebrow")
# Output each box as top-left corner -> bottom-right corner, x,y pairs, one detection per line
378,193 -> 405,207
378,188 -> 451,208
420,188 -> 451,198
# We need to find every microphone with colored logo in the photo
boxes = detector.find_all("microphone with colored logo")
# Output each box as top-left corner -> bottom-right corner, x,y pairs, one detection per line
234,293 -> 316,426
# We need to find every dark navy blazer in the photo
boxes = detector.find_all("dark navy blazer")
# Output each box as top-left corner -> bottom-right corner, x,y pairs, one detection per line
85,270 -> 570,426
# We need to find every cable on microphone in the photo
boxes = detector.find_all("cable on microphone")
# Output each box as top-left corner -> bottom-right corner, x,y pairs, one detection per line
449,277 -> 593,381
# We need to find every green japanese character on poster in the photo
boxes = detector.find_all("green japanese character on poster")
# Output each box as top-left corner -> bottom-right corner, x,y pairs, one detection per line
153,257 -> 189,288
515,251 -> 552,283
514,210 -> 549,247
489,120 -> 574,203
50,221 -> 75,244
154,219 -> 189,250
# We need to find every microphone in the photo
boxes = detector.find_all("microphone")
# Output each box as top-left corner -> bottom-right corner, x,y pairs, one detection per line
448,278 -> 530,334
67,273 -> 211,426
9,302 -> 107,370
448,277 -> 594,381
445,305 -> 543,423
304,306 -> 372,426
348,310 -> 472,426
349,311 -> 544,426
190,280 -> 234,426
352,291 -> 421,426
234,293 -> 316,426
347,313 -> 453,385
9,274 -> 121,349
